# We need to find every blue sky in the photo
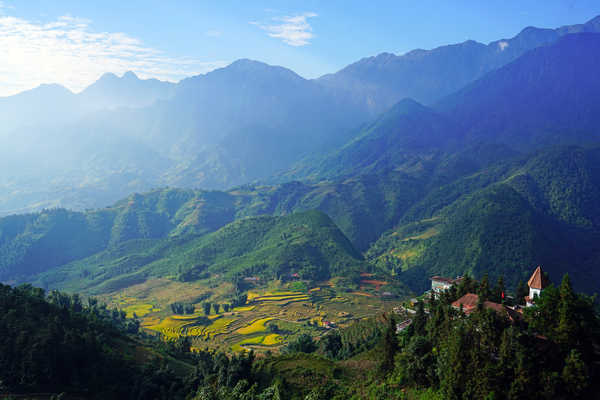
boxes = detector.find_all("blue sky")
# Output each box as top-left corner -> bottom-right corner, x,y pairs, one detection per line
0,0 -> 599,95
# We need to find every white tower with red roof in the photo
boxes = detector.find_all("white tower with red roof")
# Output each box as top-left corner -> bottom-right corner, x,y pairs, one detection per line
525,265 -> 549,307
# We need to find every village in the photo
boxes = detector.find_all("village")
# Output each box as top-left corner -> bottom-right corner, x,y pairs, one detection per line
394,266 -> 550,333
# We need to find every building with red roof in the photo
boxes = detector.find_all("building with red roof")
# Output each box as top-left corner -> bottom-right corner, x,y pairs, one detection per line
525,266 -> 550,307
452,293 -> 521,323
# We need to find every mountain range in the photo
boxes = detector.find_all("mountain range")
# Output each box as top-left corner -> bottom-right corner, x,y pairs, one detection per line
2,17 -> 600,295
2,15 -> 600,216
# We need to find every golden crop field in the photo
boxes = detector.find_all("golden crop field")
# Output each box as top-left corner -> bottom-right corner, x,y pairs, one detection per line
106,277 -> 403,353
231,333 -> 283,352
236,317 -> 274,335
123,303 -> 159,318
262,334 -> 283,345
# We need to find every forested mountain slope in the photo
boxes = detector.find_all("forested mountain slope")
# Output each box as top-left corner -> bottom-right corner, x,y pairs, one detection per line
31,210 -> 365,295
289,33 -> 600,184
367,146 -> 600,293
437,33 -> 600,150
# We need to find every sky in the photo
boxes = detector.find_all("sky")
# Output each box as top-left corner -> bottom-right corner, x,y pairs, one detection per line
0,0 -> 599,96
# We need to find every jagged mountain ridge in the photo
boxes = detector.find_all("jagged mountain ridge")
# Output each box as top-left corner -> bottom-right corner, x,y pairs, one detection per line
287,32 -> 600,183
317,15 -> 600,113
2,17 -> 600,215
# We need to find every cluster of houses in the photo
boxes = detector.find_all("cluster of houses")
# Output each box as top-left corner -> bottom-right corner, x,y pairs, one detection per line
432,266 -> 548,310
397,266 -> 549,332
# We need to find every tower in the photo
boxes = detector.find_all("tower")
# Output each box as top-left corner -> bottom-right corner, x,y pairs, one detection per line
525,265 -> 549,307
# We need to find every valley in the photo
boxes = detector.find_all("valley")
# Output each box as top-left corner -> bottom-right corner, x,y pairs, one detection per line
1,8 -> 600,399
105,280 -> 399,354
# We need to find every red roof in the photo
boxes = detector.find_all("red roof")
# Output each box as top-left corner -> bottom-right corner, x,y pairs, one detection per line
452,293 -> 479,312
527,266 -> 550,290
452,293 -> 522,322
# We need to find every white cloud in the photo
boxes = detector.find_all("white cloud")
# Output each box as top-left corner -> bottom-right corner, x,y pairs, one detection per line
252,12 -> 317,47
0,14 -> 226,96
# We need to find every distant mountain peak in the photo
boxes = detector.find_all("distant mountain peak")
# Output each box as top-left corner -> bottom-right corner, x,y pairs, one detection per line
585,15 -> 600,28
26,83 -> 74,97
98,72 -> 119,81
122,71 -> 139,80
389,98 -> 429,115
207,58 -> 304,81
36,83 -> 71,91
97,71 -> 139,82
228,58 -> 271,69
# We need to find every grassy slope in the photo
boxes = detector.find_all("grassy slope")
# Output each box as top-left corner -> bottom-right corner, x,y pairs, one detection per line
33,210 -> 365,294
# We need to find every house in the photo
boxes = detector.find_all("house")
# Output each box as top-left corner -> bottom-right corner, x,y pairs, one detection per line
396,319 -> 412,333
431,276 -> 464,295
452,293 -> 521,323
451,293 -> 480,314
525,266 -> 550,307
243,276 -> 260,282
322,321 -> 335,329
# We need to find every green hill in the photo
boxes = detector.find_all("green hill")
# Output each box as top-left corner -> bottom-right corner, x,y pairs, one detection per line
4,147 -> 600,296
30,210 -> 364,294
367,146 -> 600,293
0,188 -> 239,283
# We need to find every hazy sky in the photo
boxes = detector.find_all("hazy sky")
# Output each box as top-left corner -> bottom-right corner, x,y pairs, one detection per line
1,0 -> 599,96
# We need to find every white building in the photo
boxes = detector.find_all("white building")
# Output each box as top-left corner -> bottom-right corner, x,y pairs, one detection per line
525,266 -> 549,307
431,276 -> 463,294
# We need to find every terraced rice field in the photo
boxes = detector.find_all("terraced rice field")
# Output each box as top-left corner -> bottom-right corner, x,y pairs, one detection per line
123,303 -> 160,318
149,314 -> 234,340
231,333 -> 284,352
232,305 -> 255,312
236,317 -> 274,334
109,280 -> 403,353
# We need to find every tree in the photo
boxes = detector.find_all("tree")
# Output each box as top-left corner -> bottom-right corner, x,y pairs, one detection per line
562,349 -> 589,397
515,280 -> 528,306
556,274 -> 577,348
438,324 -> 469,400
379,315 -> 398,375
170,302 -> 184,314
285,334 -> 316,353
203,302 -> 212,315
412,301 -> 427,337
213,303 -> 220,314
184,303 -> 195,314
319,332 -> 342,359
478,273 -> 491,300
223,304 -> 230,313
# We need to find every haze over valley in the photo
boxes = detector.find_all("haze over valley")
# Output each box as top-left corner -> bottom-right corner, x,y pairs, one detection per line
1,3 -> 600,399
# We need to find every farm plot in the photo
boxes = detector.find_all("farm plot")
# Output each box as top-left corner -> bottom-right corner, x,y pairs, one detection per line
149,314 -> 235,340
231,333 -> 284,352
236,317 -> 274,335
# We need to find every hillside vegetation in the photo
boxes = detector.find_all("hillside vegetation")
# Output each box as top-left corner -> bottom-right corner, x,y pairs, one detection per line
367,146 -> 600,293
32,210 -> 365,294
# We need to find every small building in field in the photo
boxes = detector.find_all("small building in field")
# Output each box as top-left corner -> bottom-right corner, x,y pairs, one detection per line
525,266 -> 550,307
431,276 -> 464,294
396,319 -> 412,333
322,321 -> 335,329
